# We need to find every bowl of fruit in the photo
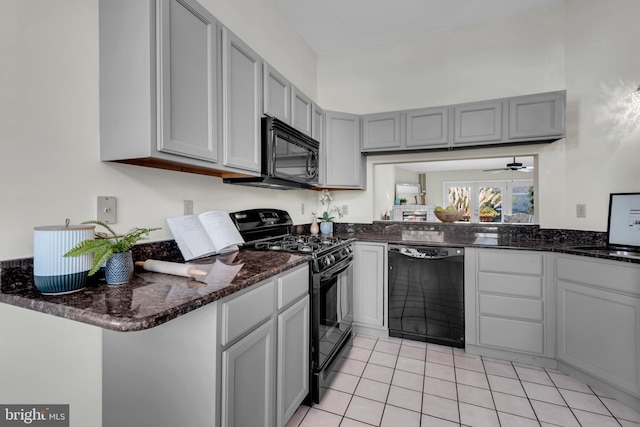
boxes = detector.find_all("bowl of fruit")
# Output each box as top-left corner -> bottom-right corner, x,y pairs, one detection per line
434,206 -> 464,222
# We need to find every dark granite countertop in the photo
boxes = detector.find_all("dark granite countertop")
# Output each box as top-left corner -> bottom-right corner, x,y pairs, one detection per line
2,223 -> 638,334
332,222 -> 640,264
0,249 -> 309,332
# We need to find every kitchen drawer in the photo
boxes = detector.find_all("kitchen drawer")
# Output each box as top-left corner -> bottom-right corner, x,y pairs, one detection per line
277,264 -> 309,310
479,316 -> 544,354
556,255 -> 640,297
479,294 -> 543,321
478,272 -> 542,298
478,250 -> 543,275
221,280 -> 275,346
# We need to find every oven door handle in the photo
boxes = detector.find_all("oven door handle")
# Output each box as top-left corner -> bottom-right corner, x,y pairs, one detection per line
319,258 -> 353,282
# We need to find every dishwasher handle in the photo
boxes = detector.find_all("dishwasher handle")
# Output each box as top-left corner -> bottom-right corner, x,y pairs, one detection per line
388,245 -> 464,260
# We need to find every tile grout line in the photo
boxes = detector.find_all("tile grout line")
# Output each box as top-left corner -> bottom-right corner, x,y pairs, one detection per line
479,356 -> 502,427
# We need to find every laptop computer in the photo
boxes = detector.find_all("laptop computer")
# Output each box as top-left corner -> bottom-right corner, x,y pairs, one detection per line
606,192 -> 640,254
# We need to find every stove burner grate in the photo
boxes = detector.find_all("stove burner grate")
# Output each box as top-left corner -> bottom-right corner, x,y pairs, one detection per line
253,235 -> 347,254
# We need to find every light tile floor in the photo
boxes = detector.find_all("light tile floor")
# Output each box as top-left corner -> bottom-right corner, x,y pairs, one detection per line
286,335 -> 640,427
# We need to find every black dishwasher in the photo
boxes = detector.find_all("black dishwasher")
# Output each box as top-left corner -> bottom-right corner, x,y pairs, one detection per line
388,245 -> 465,347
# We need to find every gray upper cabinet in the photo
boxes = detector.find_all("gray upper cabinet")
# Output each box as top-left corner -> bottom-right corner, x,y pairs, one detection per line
157,0 -> 220,161
100,0 -> 222,168
263,63 -> 291,124
312,104 -> 324,143
509,91 -> 566,140
222,27 -> 262,173
405,106 -> 449,149
453,100 -> 503,146
361,112 -> 402,151
360,91 -> 565,154
291,88 -> 313,136
323,111 -> 365,189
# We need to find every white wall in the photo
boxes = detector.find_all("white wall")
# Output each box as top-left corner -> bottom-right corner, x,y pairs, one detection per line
0,0 -> 319,260
319,0 -> 640,231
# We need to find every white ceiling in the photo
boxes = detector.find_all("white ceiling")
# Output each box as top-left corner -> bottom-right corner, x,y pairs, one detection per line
275,0 -> 567,55
395,156 -> 534,173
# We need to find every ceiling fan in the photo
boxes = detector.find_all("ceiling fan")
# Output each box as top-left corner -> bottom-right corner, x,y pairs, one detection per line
483,157 -> 534,173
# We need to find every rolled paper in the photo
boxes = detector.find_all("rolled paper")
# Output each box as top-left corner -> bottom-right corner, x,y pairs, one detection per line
136,260 -> 208,277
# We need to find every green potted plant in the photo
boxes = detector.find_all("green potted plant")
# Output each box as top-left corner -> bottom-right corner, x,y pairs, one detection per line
316,190 -> 345,235
64,220 -> 159,285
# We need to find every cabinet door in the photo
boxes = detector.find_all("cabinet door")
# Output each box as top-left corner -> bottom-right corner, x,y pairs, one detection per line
221,28 -> 262,172
353,243 -> 386,327
312,103 -> 324,143
405,107 -> 449,149
453,100 -> 503,146
277,296 -> 310,427
157,0 -> 219,162
263,63 -> 291,124
221,318 -> 276,427
361,112 -> 402,151
509,91 -> 566,139
323,111 -> 365,189
292,88 -> 313,136
557,280 -> 640,396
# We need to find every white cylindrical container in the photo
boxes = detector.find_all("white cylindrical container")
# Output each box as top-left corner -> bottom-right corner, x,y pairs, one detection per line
33,223 -> 95,294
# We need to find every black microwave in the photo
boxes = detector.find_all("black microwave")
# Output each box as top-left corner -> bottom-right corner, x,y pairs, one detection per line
224,116 -> 319,190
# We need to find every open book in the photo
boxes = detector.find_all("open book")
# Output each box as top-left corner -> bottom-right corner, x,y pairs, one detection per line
166,211 -> 244,261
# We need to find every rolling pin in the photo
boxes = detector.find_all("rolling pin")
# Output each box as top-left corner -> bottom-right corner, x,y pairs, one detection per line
135,260 -> 208,278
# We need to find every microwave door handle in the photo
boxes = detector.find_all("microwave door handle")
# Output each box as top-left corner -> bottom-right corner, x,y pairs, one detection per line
305,152 -> 312,178
307,152 -> 318,179
269,133 -> 277,176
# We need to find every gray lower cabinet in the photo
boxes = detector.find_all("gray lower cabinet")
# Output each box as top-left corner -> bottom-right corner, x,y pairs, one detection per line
556,255 -> 640,401
276,296 -> 310,427
452,100 -> 504,146
361,112 -> 402,151
465,248 -> 555,359
220,264 -> 309,427
221,28 -> 262,173
323,111 -> 365,189
221,318 -> 275,427
353,242 -> 387,335
103,264 -> 309,427
100,0 -> 222,170
509,91 -> 565,140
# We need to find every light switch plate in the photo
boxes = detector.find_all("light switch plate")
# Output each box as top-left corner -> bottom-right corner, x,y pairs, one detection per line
98,196 -> 117,224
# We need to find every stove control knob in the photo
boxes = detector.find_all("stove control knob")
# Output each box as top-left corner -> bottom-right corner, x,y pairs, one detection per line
328,254 -> 336,265
321,256 -> 331,268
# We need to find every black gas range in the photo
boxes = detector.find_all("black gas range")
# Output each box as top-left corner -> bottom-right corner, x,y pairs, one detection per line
230,209 -> 354,404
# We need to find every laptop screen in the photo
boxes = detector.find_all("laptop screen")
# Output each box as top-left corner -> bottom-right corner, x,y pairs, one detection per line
607,192 -> 640,250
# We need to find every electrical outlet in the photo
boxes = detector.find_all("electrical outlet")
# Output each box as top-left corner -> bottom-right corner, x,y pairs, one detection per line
342,205 -> 349,215
301,203 -> 305,215
97,196 -> 117,224
576,204 -> 586,218
183,200 -> 194,215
